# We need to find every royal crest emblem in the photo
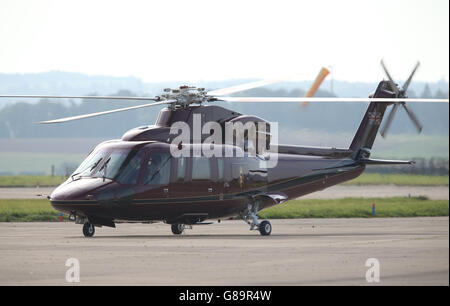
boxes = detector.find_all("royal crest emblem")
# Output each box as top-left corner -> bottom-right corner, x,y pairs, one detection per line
368,112 -> 382,125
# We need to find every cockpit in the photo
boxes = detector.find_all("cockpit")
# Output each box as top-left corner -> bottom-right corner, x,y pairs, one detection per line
71,142 -> 171,186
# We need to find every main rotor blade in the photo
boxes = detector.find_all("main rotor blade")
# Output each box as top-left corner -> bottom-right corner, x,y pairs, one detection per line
401,103 -> 423,133
302,67 -> 330,107
219,97 -> 449,103
380,103 -> 400,138
0,95 -> 159,101
39,100 -> 176,124
208,77 -> 288,96
380,59 -> 399,95
402,61 -> 420,93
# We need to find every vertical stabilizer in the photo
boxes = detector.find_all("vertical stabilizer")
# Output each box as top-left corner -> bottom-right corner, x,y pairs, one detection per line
349,81 -> 395,156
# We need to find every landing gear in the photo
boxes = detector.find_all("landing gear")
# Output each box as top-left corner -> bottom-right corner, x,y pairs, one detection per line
170,223 -> 193,235
73,215 -> 94,237
171,223 -> 185,235
82,222 -> 95,237
240,202 -> 272,236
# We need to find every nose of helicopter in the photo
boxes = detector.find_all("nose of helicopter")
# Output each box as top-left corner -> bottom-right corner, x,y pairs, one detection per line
49,177 -> 115,213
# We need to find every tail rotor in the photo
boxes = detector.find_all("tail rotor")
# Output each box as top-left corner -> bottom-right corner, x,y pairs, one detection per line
379,59 -> 423,137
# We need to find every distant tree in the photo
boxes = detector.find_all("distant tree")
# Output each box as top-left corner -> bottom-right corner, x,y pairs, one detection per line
434,88 -> 449,99
406,89 -> 417,98
421,84 -> 433,98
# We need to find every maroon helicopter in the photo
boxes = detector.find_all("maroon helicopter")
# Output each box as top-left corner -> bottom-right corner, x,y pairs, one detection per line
1,61 -> 448,237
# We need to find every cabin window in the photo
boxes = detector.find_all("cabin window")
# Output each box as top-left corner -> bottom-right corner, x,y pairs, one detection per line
217,158 -> 224,181
192,156 -> 211,180
176,157 -> 187,182
113,150 -> 144,185
143,152 -> 171,185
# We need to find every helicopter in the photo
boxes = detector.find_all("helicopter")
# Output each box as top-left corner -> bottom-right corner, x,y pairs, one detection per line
1,61 -> 448,237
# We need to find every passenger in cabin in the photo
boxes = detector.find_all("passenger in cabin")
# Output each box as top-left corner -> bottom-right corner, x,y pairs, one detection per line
144,155 -> 162,185
244,130 -> 255,154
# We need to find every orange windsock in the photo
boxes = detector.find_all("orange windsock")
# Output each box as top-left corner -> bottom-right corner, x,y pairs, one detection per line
302,67 -> 330,107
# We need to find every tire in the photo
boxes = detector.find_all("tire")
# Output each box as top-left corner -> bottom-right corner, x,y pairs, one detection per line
259,220 -> 272,236
83,222 -> 95,237
171,223 -> 184,235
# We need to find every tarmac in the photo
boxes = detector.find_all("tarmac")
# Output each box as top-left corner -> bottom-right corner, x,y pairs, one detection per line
0,217 -> 448,286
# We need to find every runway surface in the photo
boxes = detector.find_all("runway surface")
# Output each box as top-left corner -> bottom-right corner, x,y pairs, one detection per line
1,185 -> 448,199
0,217 -> 448,285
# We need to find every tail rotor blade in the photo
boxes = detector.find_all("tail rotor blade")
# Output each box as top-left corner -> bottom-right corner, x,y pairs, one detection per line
402,61 -> 420,93
381,103 -> 400,138
402,103 -> 423,133
380,59 -> 399,95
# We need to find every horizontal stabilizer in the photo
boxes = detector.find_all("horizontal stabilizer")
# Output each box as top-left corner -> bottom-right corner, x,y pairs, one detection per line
276,144 -> 353,158
358,158 -> 414,165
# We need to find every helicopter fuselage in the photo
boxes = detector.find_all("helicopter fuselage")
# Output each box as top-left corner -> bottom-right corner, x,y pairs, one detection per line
50,139 -> 364,226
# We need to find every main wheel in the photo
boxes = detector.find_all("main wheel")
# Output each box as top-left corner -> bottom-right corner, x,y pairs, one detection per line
83,222 -> 95,237
259,220 -> 272,236
171,223 -> 184,235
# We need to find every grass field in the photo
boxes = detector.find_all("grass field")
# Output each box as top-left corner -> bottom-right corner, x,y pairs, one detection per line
343,173 -> 449,186
0,175 -> 67,187
259,197 -> 449,219
0,199 -> 62,222
0,173 -> 448,187
0,197 -> 448,222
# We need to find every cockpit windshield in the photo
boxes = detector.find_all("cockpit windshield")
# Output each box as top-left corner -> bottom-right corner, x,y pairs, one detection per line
72,147 -> 143,184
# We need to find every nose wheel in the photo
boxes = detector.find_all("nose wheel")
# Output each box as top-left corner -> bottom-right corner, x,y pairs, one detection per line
82,222 -> 95,237
170,223 -> 194,235
171,223 -> 184,235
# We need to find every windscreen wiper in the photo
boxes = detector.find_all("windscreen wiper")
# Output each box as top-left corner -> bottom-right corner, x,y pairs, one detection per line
90,157 -> 104,171
71,172 -> 82,181
100,157 -> 111,181
71,157 -> 104,181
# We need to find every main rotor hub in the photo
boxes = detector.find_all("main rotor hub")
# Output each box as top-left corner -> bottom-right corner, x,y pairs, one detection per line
160,85 -> 213,108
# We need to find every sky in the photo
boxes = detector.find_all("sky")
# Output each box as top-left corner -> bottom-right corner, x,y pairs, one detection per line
0,0 -> 448,83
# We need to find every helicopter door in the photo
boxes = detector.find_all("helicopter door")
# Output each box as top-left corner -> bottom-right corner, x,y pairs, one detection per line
112,150 -> 145,210
169,156 -> 190,199
134,151 -> 172,201
190,156 -> 217,198
172,156 -> 217,199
